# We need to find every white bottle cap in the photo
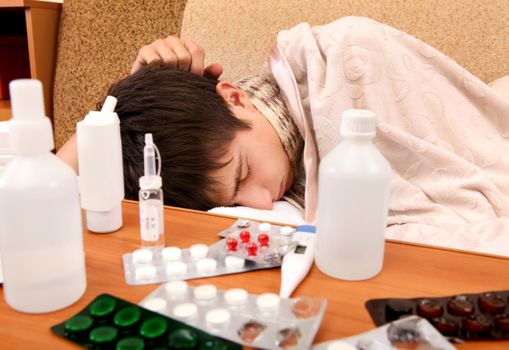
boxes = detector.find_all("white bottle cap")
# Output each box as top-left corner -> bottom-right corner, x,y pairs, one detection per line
193,284 -> 217,300
8,80 -> 54,155
132,249 -> 153,264
340,109 -> 376,137
224,255 -> 245,270
280,226 -> 295,237
142,297 -> 167,313
326,341 -> 358,350
166,261 -> 187,276
162,246 -> 182,261
190,244 -> 209,259
85,203 -> 123,233
77,95 -> 124,233
206,308 -> 231,328
258,222 -> 272,232
135,265 -> 156,280
196,258 -> 217,273
173,302 -> 198,320
0,122 -> 13,168
165,280 -> 188,298
256,293 -> 280,313
224,288 -> 248,306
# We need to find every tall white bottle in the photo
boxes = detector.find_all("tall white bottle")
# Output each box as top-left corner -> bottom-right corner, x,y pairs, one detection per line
315,109 -> 391,280
0,80 -> 86,313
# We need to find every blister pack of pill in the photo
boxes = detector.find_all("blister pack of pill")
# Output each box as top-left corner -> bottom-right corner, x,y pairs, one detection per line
140,281 -> 327,350
51,293 -> 242,350
217,219 -> 298,264
312,316 -> 455,350
122,241 -> 281,286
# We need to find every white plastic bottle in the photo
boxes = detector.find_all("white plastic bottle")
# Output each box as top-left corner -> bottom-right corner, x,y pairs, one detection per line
139,133 -> 165,249
315,109 -> 391,280
77,95 -> 124,233
0,80 -> 86,313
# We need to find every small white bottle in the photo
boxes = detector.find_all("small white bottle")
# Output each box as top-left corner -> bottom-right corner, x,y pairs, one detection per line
0,79 -> 86,312
139,133 -> 165,249
316,109 -> 391,280
77,96 -> 124,233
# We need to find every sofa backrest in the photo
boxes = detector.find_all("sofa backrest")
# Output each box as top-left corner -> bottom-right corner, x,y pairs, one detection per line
181,0 -> 509,84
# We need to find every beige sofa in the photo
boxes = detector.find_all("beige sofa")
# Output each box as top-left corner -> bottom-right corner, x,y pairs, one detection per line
53,0 -> 509,148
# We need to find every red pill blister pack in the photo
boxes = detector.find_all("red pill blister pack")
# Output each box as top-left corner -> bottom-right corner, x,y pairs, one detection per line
216,219 -> 297,265
365,289 -> 509,341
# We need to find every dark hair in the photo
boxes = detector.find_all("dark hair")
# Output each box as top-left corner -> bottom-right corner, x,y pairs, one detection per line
99,62 -> 251,210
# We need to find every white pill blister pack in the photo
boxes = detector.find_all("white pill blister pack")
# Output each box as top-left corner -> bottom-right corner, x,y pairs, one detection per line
122,241 -> 282,286
141,281 -> 327,350
312,316 -> 455,350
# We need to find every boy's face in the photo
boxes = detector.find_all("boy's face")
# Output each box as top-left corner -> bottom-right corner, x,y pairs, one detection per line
208,106 -> 294,210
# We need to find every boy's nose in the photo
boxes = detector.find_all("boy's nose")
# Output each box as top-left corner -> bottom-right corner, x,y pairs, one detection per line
236,187 -> 274,210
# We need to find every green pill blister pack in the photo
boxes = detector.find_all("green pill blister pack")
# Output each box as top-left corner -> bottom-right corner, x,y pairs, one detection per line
51,293 -> 242,350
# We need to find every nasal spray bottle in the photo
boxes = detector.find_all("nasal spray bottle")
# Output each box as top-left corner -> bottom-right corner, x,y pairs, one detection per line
0,80 -> 86,313
77,96 -> 124,233
316,109 -> 391,280
139,134 -> 165,249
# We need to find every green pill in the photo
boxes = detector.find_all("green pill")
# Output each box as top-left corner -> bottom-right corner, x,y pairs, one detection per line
89,326 -> 119,344
114,306 -> 141,327
140,317 -> 168,339
64,315 -> 93,333
199,339 -> 228,350
90,295 -> 117,318
116,336 -> 145,350
168,328 -> 198,349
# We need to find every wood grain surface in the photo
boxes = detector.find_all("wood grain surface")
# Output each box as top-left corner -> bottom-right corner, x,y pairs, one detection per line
1,200 -> 508,349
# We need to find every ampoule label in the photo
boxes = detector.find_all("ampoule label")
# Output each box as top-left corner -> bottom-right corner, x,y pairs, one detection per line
140,200 -> 163,241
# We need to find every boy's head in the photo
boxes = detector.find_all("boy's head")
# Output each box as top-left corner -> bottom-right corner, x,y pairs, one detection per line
101,62 -> 251,210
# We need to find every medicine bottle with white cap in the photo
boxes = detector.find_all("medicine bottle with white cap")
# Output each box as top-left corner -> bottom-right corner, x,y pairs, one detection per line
0,79 -> 86,313
316,109 -> 391,280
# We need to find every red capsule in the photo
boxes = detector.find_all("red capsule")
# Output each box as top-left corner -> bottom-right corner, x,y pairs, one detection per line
258,233 -> 269,247
226,237 -> 238,251
239,230 -> 251,243
246,242 -> 258,256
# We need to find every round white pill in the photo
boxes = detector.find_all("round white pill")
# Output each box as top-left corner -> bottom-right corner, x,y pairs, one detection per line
257,293 -> 280,313
190,244 -> 209,259
258,222 -> 272,233
206,308 -> 231,328
327,341 -> 357,350
193,284 -> 217,301
224,288 -> 248,306
280,226 -> 295,237
143,297 -> 167,313
196,258 -> 217,273
132,249 -> 153,264
224,255 -> 245,270
135,265 -> 157,280
162,246 -> 182,261
173,302 -> 198,320
166,261 -> 187,276
165,280 -> 188,298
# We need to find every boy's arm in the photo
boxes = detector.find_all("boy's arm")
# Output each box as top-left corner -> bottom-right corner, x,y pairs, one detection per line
56,133 -> 78,173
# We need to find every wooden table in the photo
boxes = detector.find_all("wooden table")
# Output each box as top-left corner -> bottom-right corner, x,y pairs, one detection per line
1,201 -> 509,349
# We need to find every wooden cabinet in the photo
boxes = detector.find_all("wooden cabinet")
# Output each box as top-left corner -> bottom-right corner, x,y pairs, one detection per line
0,0 -> 61,121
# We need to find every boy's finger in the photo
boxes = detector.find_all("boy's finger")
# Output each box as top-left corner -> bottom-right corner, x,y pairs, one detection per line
182,38 -> 205,76
204,63 -> 223,80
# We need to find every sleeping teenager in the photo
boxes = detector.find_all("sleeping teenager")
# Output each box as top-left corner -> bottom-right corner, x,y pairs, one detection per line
58,17 -> 509,255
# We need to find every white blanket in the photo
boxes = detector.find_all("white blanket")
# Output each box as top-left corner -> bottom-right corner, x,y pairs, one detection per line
214,17 -> 509,258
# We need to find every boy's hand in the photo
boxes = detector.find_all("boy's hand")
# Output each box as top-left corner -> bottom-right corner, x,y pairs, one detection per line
130,36 -> 223,79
